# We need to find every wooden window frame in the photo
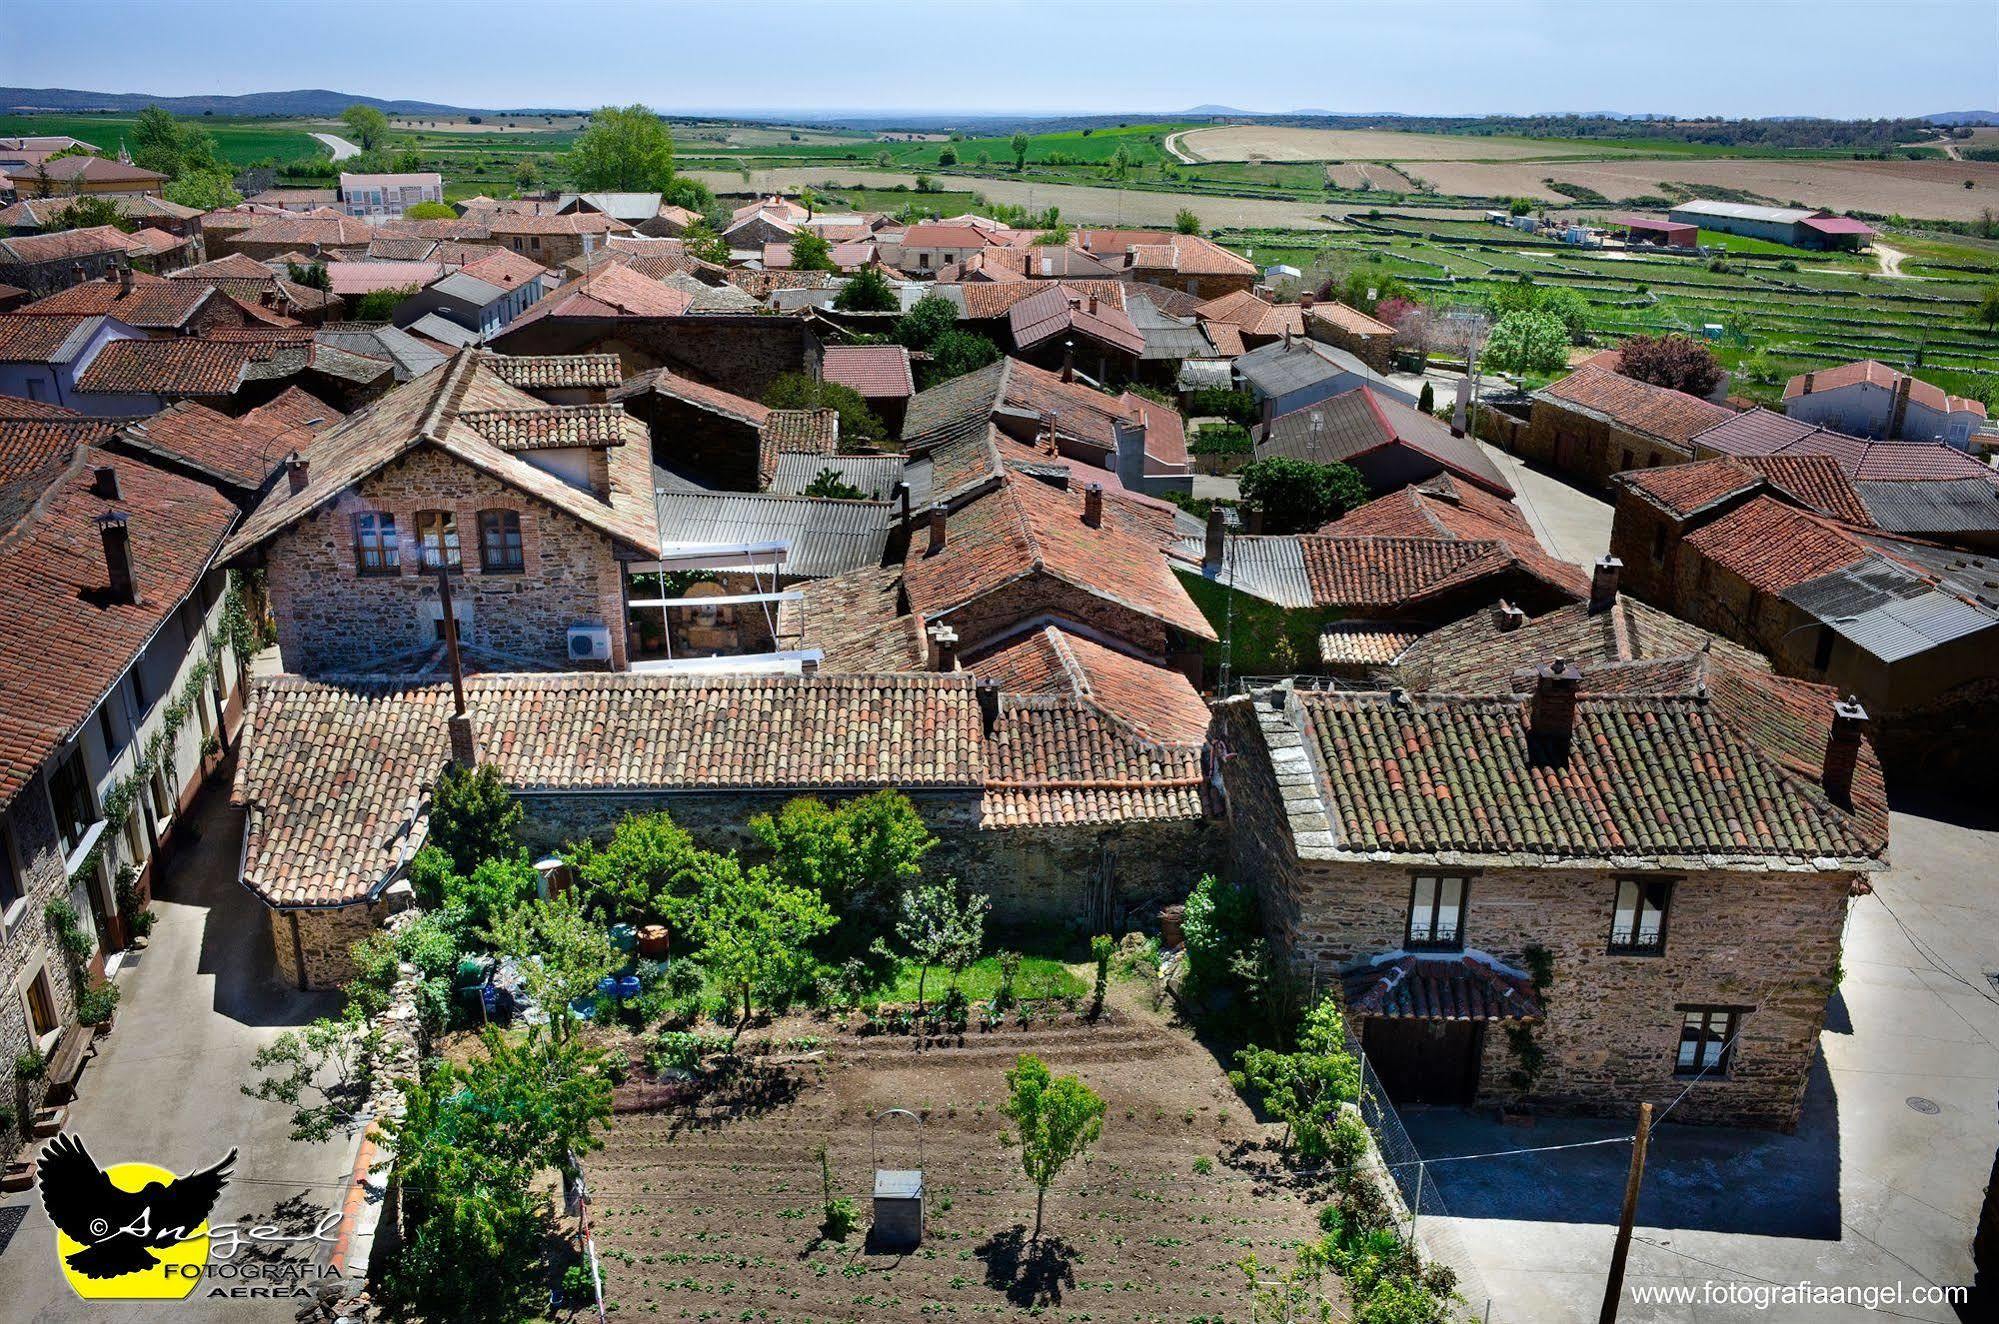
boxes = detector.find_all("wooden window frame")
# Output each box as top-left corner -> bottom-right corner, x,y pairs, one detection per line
25,966 -> 59,1040
0,822 -> 23,920
477,509 -> 524,575
1405,873 -> 1469,952
47,746 -> 97,860
353,511 -> 400,576
1608,876 -> 1674,955
1674,1005 -> 1742,1078
414,510 -> 461,572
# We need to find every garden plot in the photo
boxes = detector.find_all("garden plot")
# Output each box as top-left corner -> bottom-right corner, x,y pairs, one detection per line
583,991 -> 1330,1322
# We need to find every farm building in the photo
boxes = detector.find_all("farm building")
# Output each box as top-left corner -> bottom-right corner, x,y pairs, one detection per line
1666,201 -> 1875,251
1616,216 -> 1698,249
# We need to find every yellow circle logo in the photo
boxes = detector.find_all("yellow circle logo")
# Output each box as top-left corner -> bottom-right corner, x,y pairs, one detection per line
38,1135 -> 235,1301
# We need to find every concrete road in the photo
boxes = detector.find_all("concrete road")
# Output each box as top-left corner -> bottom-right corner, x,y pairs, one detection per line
1477,440 -> 1615,568
0,777 -> 354,1321
310,133 -> 359,162
1401,794 -> 1999,1323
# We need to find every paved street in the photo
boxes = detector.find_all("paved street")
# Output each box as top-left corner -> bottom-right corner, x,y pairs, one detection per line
1478,439 -> 1616,567
0,776 -> 357,1322
1405,792 -> 1999,1323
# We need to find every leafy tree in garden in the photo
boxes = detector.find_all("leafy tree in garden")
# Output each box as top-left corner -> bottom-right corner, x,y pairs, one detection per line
513,157 -> 542,194
354,283 -> 421,321
1616,332 -> 1724,398
1175,208 -> 1202,235
761,372 -> 886,443
790,230 -> 836,272
484,893 -> 620,1041
1980,283 -> 1999,332
341,104 -> 390,153
680,220 -> 729,265
568,103 -> 677,191
750,789 -> 936,940
834,264 -> 899,312
892,882 -> 988,1014
404,200 -> 456,219
48,195 -> 130,233
241,1009 -> 385,1143
1239,457 -> 1371,534
923,329 -> 1001,386
1532,286 -> 1591,344
802,468 -> 868,500
1181,873 -> 1257,997
405,845 -> 535,940
565,810 -> 708,929
286,259 -> 331,291
426,762 -> 523,873
893,290 -> 959,351
163,169 -> 240,211
1228,997 -> 1362,1157
1483,309 -> 1570,376
692,858 -> 836,1044
1010,132 -> 1031,170
1001,1053 -> 1106,1242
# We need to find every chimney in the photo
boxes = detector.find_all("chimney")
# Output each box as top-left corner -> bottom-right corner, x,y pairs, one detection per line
438,565 -> 479,766
1888,373 -> 1912,439
1528,658 -> 1583,764
927,505 -> 948,552
285,451 -> 310,494
975,677 -> 1000,737
1203,505 -> 1226,572
95,511 -> 138,604
1039,417 -> 1058,456
584,445 -> 612,498
1282,327 -> 1293,350
926,622 -> 959,672
1822,698 -> 1868,809
1061,339 -> 1074,383
91,464 -> 120,499
118,260 -> 132,297
1299,291 -> 1315,312
1087,293 -> 1098,316
895,479 -> 912,531
1588,556 -> 1622,614
1082,482 -> 1103,528
1259,393 -> 1275,443
1800,371 -> 1815,396
1491,600 -> 1526,632
1245,505 -> 1265,534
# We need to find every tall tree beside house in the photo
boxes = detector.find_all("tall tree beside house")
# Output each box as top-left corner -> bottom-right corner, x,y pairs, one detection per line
568,103 -> 676,192
1010,132 -> 1031,171
48,195 -> 132,233
833,265 -> 899,312
790,231 -> 836,272
341,104 -> 390,153
1616,333 -> 1725,398
355,283 -> 422,322
130,104 -> 221,178
163,169 -> 241,211
1482,309 -> 1570,377
1238,457 -> 1370,534
692,857 -> 836,1046
512,157 -> 542,195
680,220 -> 729,265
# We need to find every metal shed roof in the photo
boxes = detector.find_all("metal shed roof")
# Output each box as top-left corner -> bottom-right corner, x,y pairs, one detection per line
1853,478 -> 1999,535
1669,200 -> 1818,224
1169,534 -> 1313,608
1783,559 -> 1998,662
653,490 -> 893,578
767,452 -> 908,501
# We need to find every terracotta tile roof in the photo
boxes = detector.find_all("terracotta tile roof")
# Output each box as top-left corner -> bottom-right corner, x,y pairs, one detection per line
982,695 -> 1207,827
1785,359 -> 1985,418
19,274 -> 214,329
324,260 -> 443,296
777,566 -> 928,672
24,156 -> 167,187
1681,494 -> 1873,594
123,227 -> 187,256
0,443 -> 237,810
973,624 -> 1211,747
761,407 -> 838,454
497,263 -> 693,332
609,366 -> 768,425
1007,284 -> 1146,357
75,338 -> 256,397
900,224 -> 1000,249
236,386 -> 343,451
0,226 -> 138,266
485,212 -> 632,236
1537,366 -> 1733,449
1345,954 -> 1544,1022
1739,455 -> 1872,525
1196,289 -> 1302,339
458,248 -> 547,289
1616,457 -> 1764,518
362,237 -> 437,261
224,215 -> 377,250
459,404 -> 632,451
0,312 -> 109,363
1318,621 -> 1427,665
172,252 -> 276,281
1308,301 -> 1395,337
374,217 -> 491,241
486,351 -> 622,391
1693,407 -> 1994,482
1202,321 -> 1246,357
822,344 -> 915,399
118,400 -> 281,488
0,395 -> 89,419
1075,230 -> 1255,277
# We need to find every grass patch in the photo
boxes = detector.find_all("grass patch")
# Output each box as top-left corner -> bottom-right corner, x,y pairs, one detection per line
864,954 -> 1085,1005
0,113 -> 323,165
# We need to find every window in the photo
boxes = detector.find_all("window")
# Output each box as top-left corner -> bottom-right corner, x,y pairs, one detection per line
98,704 -> 124,759
1650,525 -> 1667,566
1406,874 -> 1467,950
149,764 -> 173,821
1812,624 -> 1836,672
1609,878 -> 1671,954
129,664 -> 148,716
1619,449 -> 1634,471
25,968 -> 59,1039
0,825 -> 22,916
353,512 -> 399,575
415,511 -> 461,570
47,747 -> 96,859
1676,1007 -> 1740,1076
478,510 -> 523,573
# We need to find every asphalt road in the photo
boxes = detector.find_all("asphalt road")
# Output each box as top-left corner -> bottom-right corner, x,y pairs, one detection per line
310,133 -> 359,162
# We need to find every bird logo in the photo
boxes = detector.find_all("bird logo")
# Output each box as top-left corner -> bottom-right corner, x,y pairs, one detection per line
37,1133 -> 235,1300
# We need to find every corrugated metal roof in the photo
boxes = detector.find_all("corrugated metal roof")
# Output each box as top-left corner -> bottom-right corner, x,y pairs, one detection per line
768,452 -> 907,500
1236,338 -> 1403,400
1853,478 -> 1999,535
429,271 -> 507,306
1170,534 -> 1313,608
404,312 -> 480,347
653,490 -> 893,577
1783,559 -> 1998,662
1670,200 -> 1818,224
1126,295 -> 1214,361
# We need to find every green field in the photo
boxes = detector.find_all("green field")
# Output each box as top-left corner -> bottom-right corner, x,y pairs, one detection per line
0,113 -> 323,166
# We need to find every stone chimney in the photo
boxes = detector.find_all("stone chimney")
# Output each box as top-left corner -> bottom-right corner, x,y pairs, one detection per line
1528,658 -> 1583,764
1299,291 -> 1315,312
285,451 -> 310,494
1491,600 -> 1526,632
1822,698 -> 1868,809
95,511 -> 138,604
1203,505 -> 1226,573
92,464 -> 120,500
1082,482 -> 1103,528
1282,327 -> 1293,350
1086,294 -> 1099,316
118,260 -> 132,297
927,505 -> 948,552
1061,339 -> 1074,383
1245,505 -> 1264,535
975,677 -> 1000,737
1801,371 -> 1816,396
926,623 -> 959,673
1888,373 -> 1913,439
1588,556 -> 1622,614
439,565 -> 478,766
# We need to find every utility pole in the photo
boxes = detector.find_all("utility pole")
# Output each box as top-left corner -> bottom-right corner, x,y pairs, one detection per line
1597,1100 -> 1653,1324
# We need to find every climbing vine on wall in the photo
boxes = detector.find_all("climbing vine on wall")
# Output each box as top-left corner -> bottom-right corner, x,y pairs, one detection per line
1504,942 -> 1555,1093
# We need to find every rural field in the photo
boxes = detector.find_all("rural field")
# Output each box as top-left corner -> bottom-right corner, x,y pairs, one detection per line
581,991 -> 1331,1322
0,112 -> 323,164
1174,126 -> 1625,162
1400,157 -> 1999,219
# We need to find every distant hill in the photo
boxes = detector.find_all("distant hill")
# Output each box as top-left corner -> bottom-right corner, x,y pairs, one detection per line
1180,105 -> 1259,116
0,86 -> 578,117
1928,110 -> 1999,125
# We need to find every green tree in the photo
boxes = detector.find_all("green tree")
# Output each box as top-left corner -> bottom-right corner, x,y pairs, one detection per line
163,169 -> 240,211
404,200 -> 456,219
1532,286 -> 1591,344
1979,283 -> 1999,332
1228,998 -> 1362,1157
1174,207 -> 1202,235
892,882 -> 988,1014
1001,1053 -> 1106,1242
1483,309 -> 1571,376
130,105 -> 188,176
691,858 -> 836,1044
48,195 -> 131,233
342,104 -> 390,153
1417,380 -> 1435,414
761,372 -> 886,444
241,1008 -> 385,1143
833,264 -> 899,312
354,282 -> 421,321
893,290 -> 959,351
680,220 -> 729,265
1010,131 -> 1031,171
924,329 -> 1001,386
790,230 -> 836,272
484,892 -> 620,1042
286,259 -> 331,291
407,846 -> 536,941
426,762 -> 523,873
512,157 -> 542,195
1239,457 -> 1372,534
565,810 -> 708,930
802,468 -> 867,500
1108,143 -> 1133,182
749,789 -> 936,937
937,146 -> 958,167
569,103 -> 676,192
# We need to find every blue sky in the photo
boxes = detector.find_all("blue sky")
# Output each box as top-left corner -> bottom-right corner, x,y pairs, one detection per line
5,0 -> 1994,119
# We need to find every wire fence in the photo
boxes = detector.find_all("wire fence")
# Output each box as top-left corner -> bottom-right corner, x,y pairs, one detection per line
1346,1027 -> 1496,1323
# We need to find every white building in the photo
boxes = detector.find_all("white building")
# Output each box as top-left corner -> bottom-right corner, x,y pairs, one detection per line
1785,360 -> 1988,450
338,172 -> 444,219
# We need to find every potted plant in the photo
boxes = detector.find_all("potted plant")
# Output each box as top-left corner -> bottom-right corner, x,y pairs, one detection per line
31,1104 -> 67,1137
1,1153 -> 31,1192
77,982 -> 120,1035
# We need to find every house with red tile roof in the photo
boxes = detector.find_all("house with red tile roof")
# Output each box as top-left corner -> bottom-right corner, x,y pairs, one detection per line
9,155 -> 168,199
0,226 -> 148,297
1070,230 -> 1256,299
0,311 -> 146,410
1783,360 -> 1987,449
1258,386 -> 1515,500
1524,365 -> 1735,488
882,223 -> 1006,275
820,344 -> 915,432
17,269 -> 236,335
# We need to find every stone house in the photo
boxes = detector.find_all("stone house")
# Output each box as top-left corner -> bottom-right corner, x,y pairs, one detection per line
18,268 -> 247,337
234,670 -> 1213,988
217,351 -> 658,675
485,212 -> 632,270
1213,634 -> 1888,1129
0,423 -> 246,1160
1304,296 -> 1395,375
1521,366 -> 1732,490
9,156 -> 168,199
1256,386 -> 1515,500
0,226 -> 145,297
1070,229 -> 1257,299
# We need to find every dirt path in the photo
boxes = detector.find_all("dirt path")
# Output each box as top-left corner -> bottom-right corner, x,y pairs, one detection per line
1874,242 -> 1910,277
1163,129 -> 1201,165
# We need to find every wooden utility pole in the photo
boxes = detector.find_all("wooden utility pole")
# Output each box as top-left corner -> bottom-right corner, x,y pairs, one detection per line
1597,1101 -> 1653,1324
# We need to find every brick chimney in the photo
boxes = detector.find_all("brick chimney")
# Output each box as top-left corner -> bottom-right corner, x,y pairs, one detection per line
1588,556 -> 1622,614
285,451 -> 310,494
1528,658 -> 1583,764
927,505 -> 948,552
975,677 -> 1000,736
926,622 -> 959,672
1822,698 -> 1868,809
1491,600 -> 1526,632
584,445 -> 612,498
1203,505 -> 1226,572
1300,291 -> 1315,312
95,511 -> 138,604
1061,338 -> 1074,383
92,464 -> 120,499
1082,482 -> 1103,528
1086,293 -> 1099,316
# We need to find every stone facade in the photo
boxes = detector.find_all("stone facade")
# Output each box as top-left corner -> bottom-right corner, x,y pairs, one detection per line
496,317 -> 820,403
1,779 -> 83,1161
1520,400 -> 1691,491
262,446 -> 632,674
932,572 -> 1170,659
270,894 -> 407,990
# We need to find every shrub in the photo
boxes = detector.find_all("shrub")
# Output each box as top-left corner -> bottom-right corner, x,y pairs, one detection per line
1190,422 -> 1253,456
568,810 -> 708,930
76,982 -> 121,1026
1239,457 -> 1370,534
1181,873 -> 1256,997
1187,385 -> 1259,424
427,763 -> 523,873
833,265 -> 899,312
14,1048 -> 46,1082
1484,309 -> 1570,376
761,372 -> 886,444
1230,998 -> 1362,1158
1617,332 -> 1723,398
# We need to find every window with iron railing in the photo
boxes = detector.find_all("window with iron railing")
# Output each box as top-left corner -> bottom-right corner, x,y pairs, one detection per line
1609,878 -> 1672,954
1407,874 -> 1467,951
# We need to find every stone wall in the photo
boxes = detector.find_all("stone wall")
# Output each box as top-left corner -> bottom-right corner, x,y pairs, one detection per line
625,396 -> 762,491
262,446 -> 630,674
496,317 -> 820,402
270,897 -> 403,990
1,781 -> 83,1160
932,571 -> 1170,659
1306,319 -> 1392,376
1522,401 -> 1691,490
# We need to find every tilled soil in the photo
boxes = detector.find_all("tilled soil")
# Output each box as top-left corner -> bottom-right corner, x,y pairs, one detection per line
582,991 -> 1332,1322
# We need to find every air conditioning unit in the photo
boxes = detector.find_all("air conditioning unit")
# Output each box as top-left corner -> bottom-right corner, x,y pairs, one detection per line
567,622 -> 612,661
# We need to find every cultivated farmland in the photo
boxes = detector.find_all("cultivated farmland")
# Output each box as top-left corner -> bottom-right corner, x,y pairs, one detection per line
1175,126 -> 1620,162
